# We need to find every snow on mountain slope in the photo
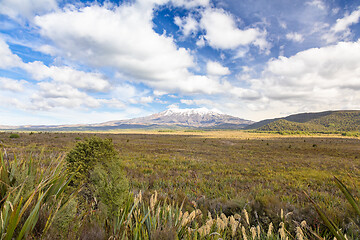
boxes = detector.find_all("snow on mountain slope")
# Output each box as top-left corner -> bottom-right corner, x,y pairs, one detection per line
0,108 -> 254,130
101,108 -> 254,128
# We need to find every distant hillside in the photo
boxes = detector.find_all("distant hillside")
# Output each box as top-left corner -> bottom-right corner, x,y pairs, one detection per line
249,110 -> 360,132
245,111 -> 335,129
257,119 -> 326,132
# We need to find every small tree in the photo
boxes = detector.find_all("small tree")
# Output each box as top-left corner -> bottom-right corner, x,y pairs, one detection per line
66,137 -> 129,217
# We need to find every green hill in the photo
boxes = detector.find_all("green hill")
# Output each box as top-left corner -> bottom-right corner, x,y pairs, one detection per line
251,110 -> 360,132
257,119 -> 325,132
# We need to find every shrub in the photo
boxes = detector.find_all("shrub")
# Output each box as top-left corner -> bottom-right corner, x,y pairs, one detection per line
66,137 -> 129,217
9,133 -> 20,138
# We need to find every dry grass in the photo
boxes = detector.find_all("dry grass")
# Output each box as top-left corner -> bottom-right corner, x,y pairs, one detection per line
0,130 -> 359,233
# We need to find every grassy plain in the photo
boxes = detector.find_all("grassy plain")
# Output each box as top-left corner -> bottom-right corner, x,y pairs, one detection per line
0,130 -> 359,231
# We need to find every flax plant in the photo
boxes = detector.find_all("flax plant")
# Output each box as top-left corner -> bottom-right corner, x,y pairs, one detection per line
0,151 -> 75,239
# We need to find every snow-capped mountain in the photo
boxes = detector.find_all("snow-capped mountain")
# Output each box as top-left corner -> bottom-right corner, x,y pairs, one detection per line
97,108 -> 254,128
0,108 -> 254,130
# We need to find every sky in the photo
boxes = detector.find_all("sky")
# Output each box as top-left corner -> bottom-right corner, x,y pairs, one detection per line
1,0 -> 360,125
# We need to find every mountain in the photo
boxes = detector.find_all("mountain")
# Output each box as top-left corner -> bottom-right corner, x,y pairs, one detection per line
248,110 -> 360,132
0,108 -> 254,131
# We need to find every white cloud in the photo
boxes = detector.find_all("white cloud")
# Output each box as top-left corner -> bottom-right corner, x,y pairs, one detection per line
196,36 -> 205,47
36,44 -> 58,56
0,77 -> 26,92
332,7 -> 360,33
31,82 -> 102,110
174,15 -> 198,37
199,8 -> 269,51
24,61 -> 111,92
0,37 -> 116,111
306,0 -> 326,10
150,75 -> 229,94
206,61 -> 230,76
0,0 -> 58,20
34,3 -> 244,96
171,0 -> 209,8
34,4 -> 195,90
323,7 -> 360,43
286,32 -> 304,43
0,38 -> 23,68
180,98 -> 214,106
248,40 -> 360,113
130,96 -> 154,104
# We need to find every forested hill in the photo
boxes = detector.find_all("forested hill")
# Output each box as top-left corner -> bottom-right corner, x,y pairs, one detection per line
248,110 -> 360,132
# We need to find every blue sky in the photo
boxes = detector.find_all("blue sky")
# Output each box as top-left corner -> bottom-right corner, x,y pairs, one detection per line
1,0 -> 360,125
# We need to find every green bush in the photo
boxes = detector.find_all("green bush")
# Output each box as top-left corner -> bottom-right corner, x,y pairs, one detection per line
66,137 -> 129,217
9,133 -> 20,138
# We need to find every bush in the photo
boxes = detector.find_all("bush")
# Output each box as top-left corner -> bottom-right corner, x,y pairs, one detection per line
66,137 -> 129,217
9,133 -> 20,138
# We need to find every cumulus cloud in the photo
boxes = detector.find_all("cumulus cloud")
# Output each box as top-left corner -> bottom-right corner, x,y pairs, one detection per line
34,3 -> 245,96
180,98 -> 216,106
171,0 -> 209,8
24,61 -> 110,92
0,0 -> 58,20
0,38 -> 23,68
206,61 -> 230,76
0,77 -> 26,92
306,0 -> 326,10
323,7 -> 360,43
174,15 -> 198,37
30,82 -> 102,110
286,32 -> 304,43
199,8 -> 269,51
35,44 -> 58,56
249,40 -> 360,111
332,7 -> 360,33
34,4 -> 195,89
0,37 -> 115,111
129,96 -> 154,104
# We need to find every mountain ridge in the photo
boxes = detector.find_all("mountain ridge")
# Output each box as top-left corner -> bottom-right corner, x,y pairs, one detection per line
248,110 -> 360,132
0,108 -> 254,131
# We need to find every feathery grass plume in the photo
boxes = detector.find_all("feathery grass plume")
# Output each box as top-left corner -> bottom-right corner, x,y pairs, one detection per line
296,226 -> 304,240
285,212 -> 293,220
178,210 -> 183,222
257,225 -> 261,239
300,220 -> 307,228
279,222 -> 286,240
229,215 -> 238,237
243,209 -> 250,225
181,211 -> 189,226
220,213 -> 228,226
242,225 -> 248,240
189,210 -> 196,221
281,209 -> 284,221
267,222 -> 273,238
251,226 -> 256,240
134,190 -> 142,205
208,211 -> 213,221
216,216 -> 226,232
197,226 -> 206,236
198,218 -> 213,236
234,213 -> 241,221
150,190 -> 158,213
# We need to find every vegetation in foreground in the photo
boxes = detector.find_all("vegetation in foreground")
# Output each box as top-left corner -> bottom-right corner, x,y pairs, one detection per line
0,131 -> 359,238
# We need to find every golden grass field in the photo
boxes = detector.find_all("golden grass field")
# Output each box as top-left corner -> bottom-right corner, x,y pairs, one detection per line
1,130 -> 359,230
